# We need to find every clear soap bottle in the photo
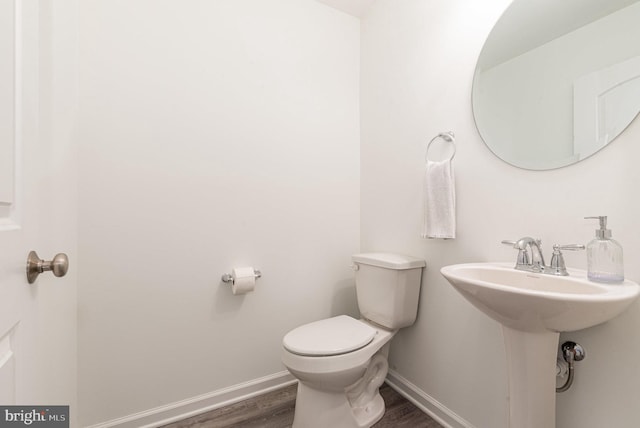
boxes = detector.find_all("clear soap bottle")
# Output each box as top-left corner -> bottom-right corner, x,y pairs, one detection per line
584,216 -> 624,283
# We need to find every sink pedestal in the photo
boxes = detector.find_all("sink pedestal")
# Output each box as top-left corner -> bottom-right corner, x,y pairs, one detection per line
503,327 -> 559,428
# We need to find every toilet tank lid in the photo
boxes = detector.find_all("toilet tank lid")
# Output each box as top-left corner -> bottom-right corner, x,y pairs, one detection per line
352,253 -> 426,270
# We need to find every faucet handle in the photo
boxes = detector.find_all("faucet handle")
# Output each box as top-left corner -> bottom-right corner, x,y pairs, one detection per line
549,244 -> 586,276
503,237 -> 541,250
502,239 -> 530,267
554,244 -> 586,252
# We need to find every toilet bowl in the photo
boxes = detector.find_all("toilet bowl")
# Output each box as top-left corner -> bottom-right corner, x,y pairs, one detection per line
282,315 -> 396,428
281,253 -> 426,428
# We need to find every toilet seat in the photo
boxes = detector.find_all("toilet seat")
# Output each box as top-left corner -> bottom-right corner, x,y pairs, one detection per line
283,315 -> 377,356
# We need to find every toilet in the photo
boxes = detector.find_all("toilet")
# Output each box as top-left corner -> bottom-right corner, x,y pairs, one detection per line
281,253 -> 426,428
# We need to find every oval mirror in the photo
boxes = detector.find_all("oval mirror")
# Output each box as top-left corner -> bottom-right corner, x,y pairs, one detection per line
472,0 -> 640,170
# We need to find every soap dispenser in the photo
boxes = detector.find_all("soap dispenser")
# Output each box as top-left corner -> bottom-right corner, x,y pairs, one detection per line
584,216 -> 624,283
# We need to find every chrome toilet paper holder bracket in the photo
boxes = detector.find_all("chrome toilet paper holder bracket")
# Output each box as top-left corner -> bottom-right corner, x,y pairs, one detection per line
221,269 -> 262,284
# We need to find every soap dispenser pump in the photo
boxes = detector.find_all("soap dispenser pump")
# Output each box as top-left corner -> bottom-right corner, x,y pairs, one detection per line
584,216 -> 624,283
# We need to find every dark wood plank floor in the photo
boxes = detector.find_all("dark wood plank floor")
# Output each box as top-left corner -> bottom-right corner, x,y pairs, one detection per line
161,382 -> 442,428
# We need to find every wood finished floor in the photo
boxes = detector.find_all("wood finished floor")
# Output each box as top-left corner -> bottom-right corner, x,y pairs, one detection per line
161,382 -> 443,428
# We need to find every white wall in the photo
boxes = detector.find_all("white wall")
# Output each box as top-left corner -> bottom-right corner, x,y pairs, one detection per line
77,0 -> 360,425
361,1 -> 640,427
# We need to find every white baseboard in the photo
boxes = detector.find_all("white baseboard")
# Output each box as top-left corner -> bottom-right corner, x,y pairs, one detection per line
86,368 -> 469,428
85,371 -> 297,428
385,369 -> 476,428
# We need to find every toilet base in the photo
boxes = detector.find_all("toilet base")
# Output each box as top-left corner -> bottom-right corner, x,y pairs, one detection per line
292,382 -> 385,428
292,353 -> 389,428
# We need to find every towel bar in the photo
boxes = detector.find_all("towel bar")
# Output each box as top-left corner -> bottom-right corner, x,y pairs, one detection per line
426,131 -> 456,162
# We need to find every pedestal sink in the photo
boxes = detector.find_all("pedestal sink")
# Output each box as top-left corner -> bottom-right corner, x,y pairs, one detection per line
441,262 -> 640,428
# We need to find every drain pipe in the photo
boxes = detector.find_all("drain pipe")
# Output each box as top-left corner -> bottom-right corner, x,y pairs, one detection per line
556,341 -> 586,393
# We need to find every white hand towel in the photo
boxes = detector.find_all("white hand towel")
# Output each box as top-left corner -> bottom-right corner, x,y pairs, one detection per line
422,159 -> 456,239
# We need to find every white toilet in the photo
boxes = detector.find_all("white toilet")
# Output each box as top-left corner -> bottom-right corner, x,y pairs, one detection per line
281,253 -> 426,428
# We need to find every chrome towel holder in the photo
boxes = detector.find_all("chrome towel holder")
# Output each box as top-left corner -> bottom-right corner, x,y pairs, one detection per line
426,131 -> 456,162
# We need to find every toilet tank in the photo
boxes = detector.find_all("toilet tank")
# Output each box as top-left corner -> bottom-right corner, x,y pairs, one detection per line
352,253 -> 426,329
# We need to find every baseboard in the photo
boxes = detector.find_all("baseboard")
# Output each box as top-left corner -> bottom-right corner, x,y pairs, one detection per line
385,369 -> 476,428
85,371 -> 297,428
86,368 -> 469,428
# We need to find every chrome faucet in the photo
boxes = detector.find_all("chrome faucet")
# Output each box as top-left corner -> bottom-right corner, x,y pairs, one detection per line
502,237 -> 585,276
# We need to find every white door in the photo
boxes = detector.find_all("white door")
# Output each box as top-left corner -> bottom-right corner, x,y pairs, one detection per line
0,0 -> 77,421
574,55 -> 640,158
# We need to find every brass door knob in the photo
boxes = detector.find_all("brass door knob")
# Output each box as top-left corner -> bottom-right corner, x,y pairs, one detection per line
26,251 -> 69,284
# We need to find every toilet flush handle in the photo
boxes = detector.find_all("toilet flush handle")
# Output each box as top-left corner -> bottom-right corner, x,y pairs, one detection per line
350,263 -> 360,271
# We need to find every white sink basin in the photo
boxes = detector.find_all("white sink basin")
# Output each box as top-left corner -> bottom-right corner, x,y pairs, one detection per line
441,262 -> 640,333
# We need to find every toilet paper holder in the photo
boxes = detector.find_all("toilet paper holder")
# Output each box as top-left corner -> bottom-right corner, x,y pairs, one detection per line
221,269 -> 262,284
